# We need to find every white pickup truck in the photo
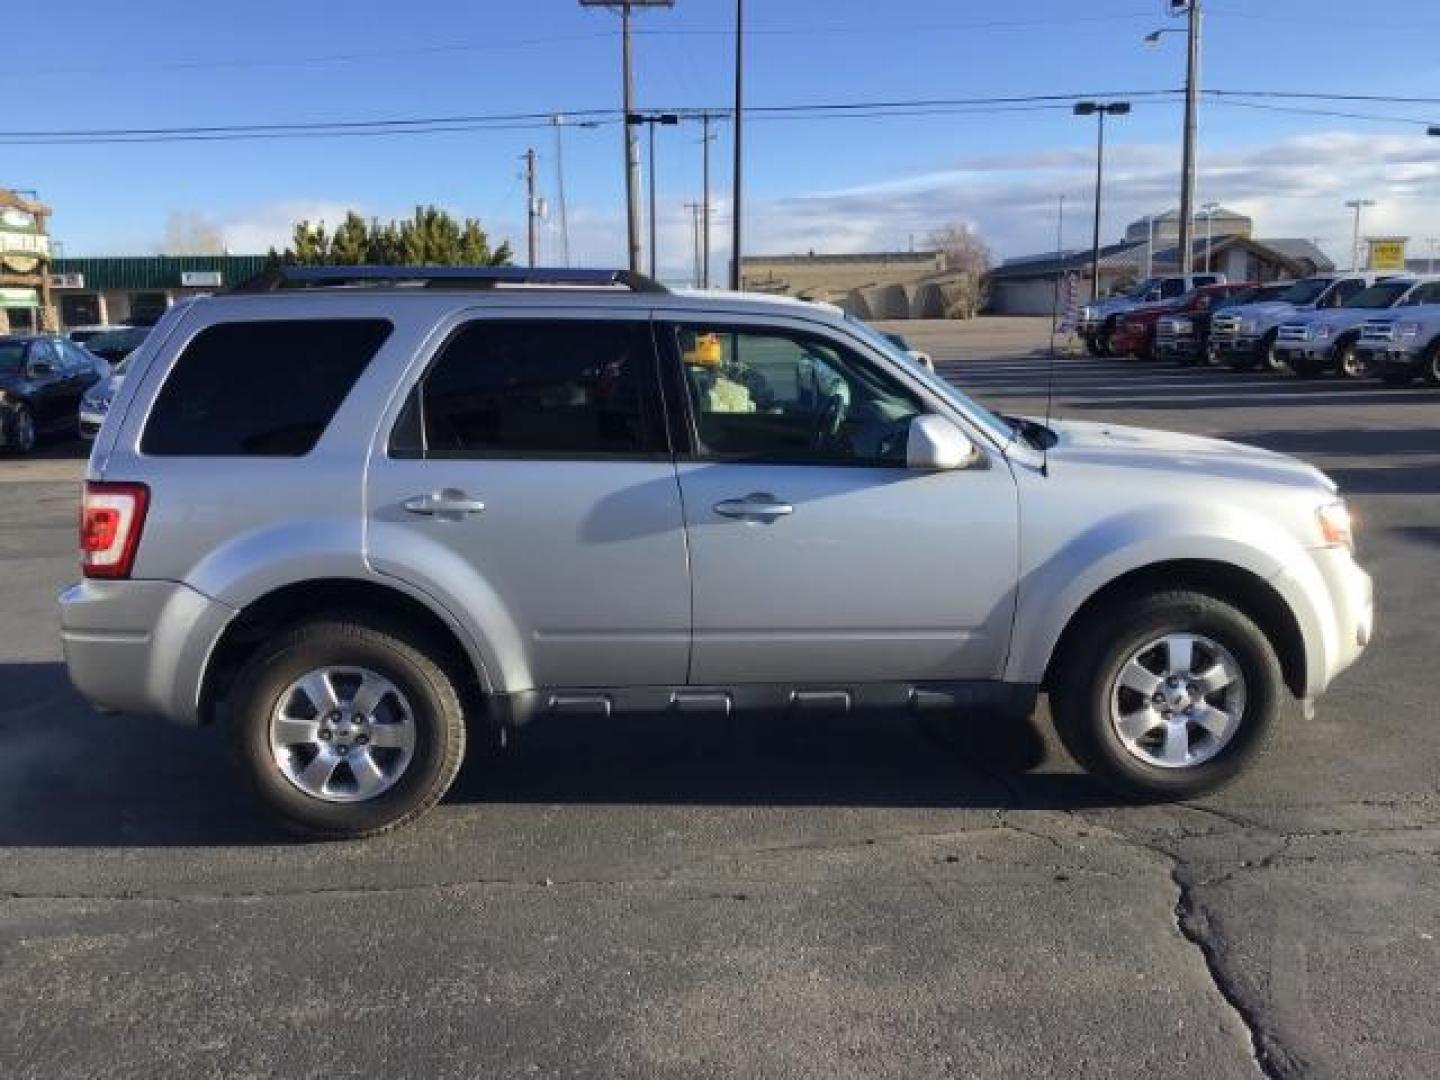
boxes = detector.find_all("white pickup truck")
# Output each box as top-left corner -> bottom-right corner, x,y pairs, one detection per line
1275,277 -> 1440,379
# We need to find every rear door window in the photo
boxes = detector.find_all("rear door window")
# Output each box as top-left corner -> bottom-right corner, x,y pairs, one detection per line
142,319 -> 392,456
390,319 -> 665,459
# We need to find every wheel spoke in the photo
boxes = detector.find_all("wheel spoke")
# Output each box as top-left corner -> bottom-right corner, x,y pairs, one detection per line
298,747 -> 341,793
348,750 -> 388,798
1190,704 -> 1234,741
1193,662 -> 1234,695
1165,635 -> 1196,677
1117,707 -> 1162,742
1160,722 -> 1191,766
274,716 -> 321,746
350,672 -> 392,720
297,670 -> 340,714
366,722 -> 411,749
1119,659 -> 1163,697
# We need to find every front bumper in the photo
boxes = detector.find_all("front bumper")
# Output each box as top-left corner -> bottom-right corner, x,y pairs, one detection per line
1273,547 -> 1374,699
78,405 -> 106,439
1213,335 -> 1259,358
1359,345 -> 1418,370
60,578 -> 236,725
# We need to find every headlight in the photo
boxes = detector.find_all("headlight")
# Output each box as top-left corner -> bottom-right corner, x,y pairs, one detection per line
1398,322 -> 1422,341
1317,500 -> 1355,554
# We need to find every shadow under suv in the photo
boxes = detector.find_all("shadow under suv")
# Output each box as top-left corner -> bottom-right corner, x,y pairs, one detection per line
60,266 -> 1374,837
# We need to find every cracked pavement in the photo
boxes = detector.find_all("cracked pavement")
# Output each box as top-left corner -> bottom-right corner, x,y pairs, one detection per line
2,335 -> 1438,1078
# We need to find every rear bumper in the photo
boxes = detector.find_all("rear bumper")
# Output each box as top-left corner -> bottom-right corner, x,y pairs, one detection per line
59,579 -> 235,725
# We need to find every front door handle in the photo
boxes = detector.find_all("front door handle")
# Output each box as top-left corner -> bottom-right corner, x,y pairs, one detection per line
403,488 -> 486,520
713,492 -> 795,522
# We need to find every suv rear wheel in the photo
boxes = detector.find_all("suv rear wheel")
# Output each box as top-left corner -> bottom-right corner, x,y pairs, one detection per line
230,618 -> 467,838
1424,341 -> 1440,386
1337,340 -> 1371,379
1051,590 -> 1281,800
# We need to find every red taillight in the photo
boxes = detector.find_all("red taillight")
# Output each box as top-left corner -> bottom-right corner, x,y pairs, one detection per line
80,481 -> 149,579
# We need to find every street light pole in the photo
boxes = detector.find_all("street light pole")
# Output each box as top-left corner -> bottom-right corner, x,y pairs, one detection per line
1201,201 -> 1220,273
1177,0 -> 1202,272
1075,101 -> 1131,302
730,0 -> 745,290
627,111 -> 679,279
1345,199 -> 1376,272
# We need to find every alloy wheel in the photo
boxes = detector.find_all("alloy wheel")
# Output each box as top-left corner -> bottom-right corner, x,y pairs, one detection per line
268,666 -> 417,802
1107,633 -> 1247,770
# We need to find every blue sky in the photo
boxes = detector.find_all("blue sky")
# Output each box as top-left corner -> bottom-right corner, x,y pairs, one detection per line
8,0 -> 1440,280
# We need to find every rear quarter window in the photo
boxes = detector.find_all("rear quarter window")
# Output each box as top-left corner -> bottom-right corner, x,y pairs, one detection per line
141,319 -> 392,456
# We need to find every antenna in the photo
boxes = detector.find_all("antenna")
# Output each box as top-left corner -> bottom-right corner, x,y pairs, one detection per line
1042,193 -> 1067,477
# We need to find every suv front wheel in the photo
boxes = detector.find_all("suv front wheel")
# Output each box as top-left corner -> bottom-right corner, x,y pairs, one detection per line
230,618 -> 467,838
1051,590 -> 1281,800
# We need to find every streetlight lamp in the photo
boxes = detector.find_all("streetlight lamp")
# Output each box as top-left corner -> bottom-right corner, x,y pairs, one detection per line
627,111 -> 679,277
1200,201 -> 1221,272
1345,199 -> 1376,272
1074,101 -> 1131,302
1145,1 -> 1203,272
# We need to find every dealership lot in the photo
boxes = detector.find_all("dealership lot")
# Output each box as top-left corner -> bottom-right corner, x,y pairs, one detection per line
1,324 -> 1437,1079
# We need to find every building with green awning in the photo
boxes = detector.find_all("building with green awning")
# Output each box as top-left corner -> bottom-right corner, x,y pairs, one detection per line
49,254 -> 270,327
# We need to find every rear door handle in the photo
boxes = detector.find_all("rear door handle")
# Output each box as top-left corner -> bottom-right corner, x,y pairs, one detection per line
403,488 -> 486,519
713,492 -> 794,522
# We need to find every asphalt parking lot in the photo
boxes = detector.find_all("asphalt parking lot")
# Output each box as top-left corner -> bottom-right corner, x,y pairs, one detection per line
2,323 -> 1437,1080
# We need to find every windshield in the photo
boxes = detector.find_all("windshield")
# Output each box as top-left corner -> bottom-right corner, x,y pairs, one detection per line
844,316 -> 1017,445
1281,279 -> 1331,305
1126,277 -> 1161,299
1345,282 -> 1411,309
85,327 -> 146,360
0,341 -> 27,375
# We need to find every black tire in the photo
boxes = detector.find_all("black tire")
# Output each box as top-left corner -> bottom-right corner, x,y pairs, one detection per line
230,618 -> 467,838
1259,331 -> 1286,373
3,403 -> 36,455
1424,341 -> 1440,387
1336,340 -> 1370,380
1290,352 -> 1324,380
1050,590 -> 1282,801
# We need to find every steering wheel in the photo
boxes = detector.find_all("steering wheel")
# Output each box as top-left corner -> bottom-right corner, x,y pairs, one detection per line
810,392 -> 846,449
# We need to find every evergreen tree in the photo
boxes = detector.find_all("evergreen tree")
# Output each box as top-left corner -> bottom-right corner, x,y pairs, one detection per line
281,207 -> 513,267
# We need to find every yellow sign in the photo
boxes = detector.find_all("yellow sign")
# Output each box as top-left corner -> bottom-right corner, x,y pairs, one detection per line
1367,238 -> 1407,272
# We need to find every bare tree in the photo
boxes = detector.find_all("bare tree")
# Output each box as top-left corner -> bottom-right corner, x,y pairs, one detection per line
928,222 -> 992,275
156,211 -> 226,255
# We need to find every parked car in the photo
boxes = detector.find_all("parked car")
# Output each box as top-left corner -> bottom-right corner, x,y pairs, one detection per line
1155,283 -> 1290,366
1077,273 -> 1226,357
67,324 -> 126,346
1210,274 -> 1379,372
880,330 -> 935,372
0,334 -> 104,454
1275,277 -> 1440,380
79,352 -> 134,440
81,325 -> 149,367
60,266 -> 1373,837
1354,304 -> 1440,386
1110,282 -> 1256,362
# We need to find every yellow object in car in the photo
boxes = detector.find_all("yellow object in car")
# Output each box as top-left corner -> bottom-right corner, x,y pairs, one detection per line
684,332 -> 724,368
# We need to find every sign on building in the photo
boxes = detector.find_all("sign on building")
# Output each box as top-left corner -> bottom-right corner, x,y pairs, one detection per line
180,270 -> 223,287
51,272 -> 85,289
1365,237 -> 1407,273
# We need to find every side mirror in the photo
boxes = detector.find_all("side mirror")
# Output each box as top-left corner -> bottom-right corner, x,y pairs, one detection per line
27,361 -> 55,377
907,415 -> 977,470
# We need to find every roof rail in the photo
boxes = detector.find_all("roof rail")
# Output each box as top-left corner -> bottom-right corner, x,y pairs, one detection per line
230,265 -> 670,295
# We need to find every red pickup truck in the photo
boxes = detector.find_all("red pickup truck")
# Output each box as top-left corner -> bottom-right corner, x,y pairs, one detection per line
1109,282 -> 1258,361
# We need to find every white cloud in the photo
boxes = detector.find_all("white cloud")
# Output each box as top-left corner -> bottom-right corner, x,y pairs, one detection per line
212,200 -> 365,253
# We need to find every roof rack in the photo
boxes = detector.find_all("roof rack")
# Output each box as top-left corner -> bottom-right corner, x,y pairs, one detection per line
230,265 -> 670,295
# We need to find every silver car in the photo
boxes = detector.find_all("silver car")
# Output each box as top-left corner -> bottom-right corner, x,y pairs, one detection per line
60,267 -> 1374,837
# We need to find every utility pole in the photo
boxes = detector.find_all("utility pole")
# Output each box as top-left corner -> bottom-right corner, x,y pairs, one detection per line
1346,199 -> 1375,272
578,1 -> 673,273
730,0 -> 745,290
1177,0 -> 1202,273
685,201 -> 704,286
627,112 -> 679,278
700,111 -> 715,288
1074,101 -> 1131,301
524,148 -> 539,268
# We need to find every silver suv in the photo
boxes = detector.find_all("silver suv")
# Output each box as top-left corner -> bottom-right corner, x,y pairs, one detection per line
60,267 -> 1375,837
